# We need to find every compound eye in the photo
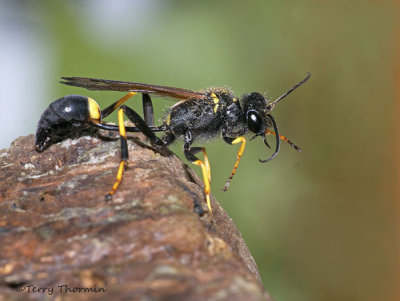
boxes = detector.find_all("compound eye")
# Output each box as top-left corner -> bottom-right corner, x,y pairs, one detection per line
247,111 -> 264,134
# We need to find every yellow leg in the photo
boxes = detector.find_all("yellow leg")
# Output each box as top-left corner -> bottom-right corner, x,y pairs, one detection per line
192,154 -> 212,213
107,160 -> 126,197
101,92 -> 138,118
113,92 -> 137,110
265,129 -> 301,152
223,137 -> 246,191
106,108 -> 128,199
195,147 -> 211,182
117,107 -> 127,138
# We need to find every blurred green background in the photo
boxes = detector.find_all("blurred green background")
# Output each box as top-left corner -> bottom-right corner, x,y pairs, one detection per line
1,1 -> 399,300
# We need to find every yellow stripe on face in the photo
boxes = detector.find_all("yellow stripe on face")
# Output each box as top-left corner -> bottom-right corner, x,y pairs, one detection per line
87,97 -> 101,121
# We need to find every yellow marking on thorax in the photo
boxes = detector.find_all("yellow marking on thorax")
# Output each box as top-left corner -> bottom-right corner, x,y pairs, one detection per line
166,113 -> 171,125
210,93 -> 220,113
87,98 -> 101,121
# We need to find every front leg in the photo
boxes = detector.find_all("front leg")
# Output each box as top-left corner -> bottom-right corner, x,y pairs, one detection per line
222,129 -> 246,191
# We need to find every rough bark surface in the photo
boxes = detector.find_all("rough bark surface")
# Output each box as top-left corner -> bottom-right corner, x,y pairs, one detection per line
0,133 -> 272,301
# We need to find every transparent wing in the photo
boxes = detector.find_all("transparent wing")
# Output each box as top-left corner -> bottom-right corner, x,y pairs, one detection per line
61,77 -> 207,100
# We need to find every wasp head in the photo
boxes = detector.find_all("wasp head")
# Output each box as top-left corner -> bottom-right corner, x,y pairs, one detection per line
243,92 -> 271,135
242,73 -> 311,163
242,92 -> 280,162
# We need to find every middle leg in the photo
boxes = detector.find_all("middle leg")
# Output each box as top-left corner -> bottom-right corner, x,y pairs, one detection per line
183,131 -> 212,213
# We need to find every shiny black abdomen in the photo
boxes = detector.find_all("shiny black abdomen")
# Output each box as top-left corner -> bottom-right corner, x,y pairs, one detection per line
35,95 -> 93,151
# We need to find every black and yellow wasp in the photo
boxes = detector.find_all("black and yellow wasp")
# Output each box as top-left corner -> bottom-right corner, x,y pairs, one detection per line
35,73 -> 310,214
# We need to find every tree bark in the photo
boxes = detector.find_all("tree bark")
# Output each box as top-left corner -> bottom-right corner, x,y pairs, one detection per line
0,133 -> 272,301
